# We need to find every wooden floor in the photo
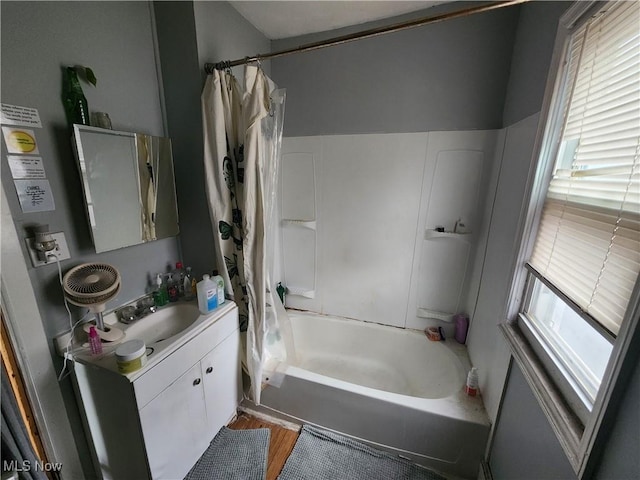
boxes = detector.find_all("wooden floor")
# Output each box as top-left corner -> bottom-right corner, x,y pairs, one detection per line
228,413 -> 300,480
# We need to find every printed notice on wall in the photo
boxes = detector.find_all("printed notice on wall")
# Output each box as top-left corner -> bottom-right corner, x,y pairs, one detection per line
2,126 -> 40,155
7,155 -> 46,179
1,103 -> 42,128
14,179 -> 55,213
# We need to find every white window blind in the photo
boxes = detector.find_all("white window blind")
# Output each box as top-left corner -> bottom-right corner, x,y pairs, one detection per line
529,1 -> 640,336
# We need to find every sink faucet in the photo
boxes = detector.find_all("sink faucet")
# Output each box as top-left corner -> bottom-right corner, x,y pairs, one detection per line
117,296 -> 156,324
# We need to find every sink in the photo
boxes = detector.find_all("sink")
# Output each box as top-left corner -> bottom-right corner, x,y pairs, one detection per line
120,302 -> 201,345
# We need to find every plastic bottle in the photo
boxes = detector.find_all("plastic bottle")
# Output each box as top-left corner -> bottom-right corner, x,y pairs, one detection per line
173,262 -> 186,297
89,326 -> 102,355
211,270 -> 225,306
454,314 -> 469,344
197,274 -> 218,314
167,273 -> 179,302
190,275 -> 197,299
153,273 -> 169,307
465,367 -> 479,397
183,267 -> 195,301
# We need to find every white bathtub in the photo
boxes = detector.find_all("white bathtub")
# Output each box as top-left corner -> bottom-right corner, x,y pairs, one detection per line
254,310 -> 490,479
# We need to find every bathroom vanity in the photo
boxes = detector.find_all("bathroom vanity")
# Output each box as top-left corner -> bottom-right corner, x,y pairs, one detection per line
71,301 -> 241,479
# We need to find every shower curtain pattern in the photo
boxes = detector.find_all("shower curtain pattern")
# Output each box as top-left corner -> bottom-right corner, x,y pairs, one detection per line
219,144 -> 249,331
202,65 -> 289,403
202,69 -> 250,331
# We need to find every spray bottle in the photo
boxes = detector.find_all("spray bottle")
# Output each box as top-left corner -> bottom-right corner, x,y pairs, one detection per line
89,326 -> 102,355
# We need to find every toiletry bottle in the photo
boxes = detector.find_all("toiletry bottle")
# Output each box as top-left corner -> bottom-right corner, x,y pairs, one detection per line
197,274 -> 218,314
190,275 -> 197,299
167,273 -> 179,302
212,270 -> 225,306
153,273 -> 169,307
89,326 -> 102,355
173,262 -> 186,297
183,267 -> 195,301
465,367 -> 479,397
454,314 -> 469,344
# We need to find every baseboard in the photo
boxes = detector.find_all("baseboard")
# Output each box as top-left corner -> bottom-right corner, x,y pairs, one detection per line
238,404 -> 302,432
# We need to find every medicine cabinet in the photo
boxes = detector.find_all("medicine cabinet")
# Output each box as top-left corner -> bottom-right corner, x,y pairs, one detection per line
72,125 -> 179,253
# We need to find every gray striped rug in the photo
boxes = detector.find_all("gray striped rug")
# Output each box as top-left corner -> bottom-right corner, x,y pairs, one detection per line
278,425 -> 446,480
185,427 -> 270,480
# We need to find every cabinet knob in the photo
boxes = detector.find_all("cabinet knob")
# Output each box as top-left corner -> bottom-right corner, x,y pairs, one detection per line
205,366 -> 213,374
193,378 -> 201,386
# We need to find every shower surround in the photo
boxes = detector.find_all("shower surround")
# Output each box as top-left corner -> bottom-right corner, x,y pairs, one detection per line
278,129 -> 502,334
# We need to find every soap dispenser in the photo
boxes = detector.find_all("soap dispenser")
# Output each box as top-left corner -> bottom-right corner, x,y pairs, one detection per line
183,267 -> 195,301
211,270 -> 225,306
153,274 -> 168,307
167,274 -> 179,303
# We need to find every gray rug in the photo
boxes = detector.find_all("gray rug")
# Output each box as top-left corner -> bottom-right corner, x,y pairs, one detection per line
185,426 -> 270,480
278,425 -> 446,480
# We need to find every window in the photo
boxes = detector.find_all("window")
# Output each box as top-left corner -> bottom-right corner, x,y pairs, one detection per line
502,0 -> 640,476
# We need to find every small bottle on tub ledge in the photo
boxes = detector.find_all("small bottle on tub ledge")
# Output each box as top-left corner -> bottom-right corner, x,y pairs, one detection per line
465,367 -> 479,397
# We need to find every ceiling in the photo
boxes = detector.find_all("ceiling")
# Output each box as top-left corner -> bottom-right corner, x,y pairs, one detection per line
229,1 -> 450,40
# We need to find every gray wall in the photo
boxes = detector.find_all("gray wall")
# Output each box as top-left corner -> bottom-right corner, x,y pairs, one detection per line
465,0 -> 572,424
1,2 -> 178,476
1,1 -> 178,340
592,353 -> 640,479
153,1 -> 209,277
490,363 -> 578,480
153,1 -> 271,278
491,361 -> 640,479
271,2 -> 520,136
193,1 -> 271,78
489,2 -> 640,478
2,2 -> 271,475
502,1 -> 568,125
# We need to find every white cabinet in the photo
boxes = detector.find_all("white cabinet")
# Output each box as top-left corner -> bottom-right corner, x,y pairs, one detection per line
72,303 -> 241,479
139,362 -> 208,479
201,330 -> 241,436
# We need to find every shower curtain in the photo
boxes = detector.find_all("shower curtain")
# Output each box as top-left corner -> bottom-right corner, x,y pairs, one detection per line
202,65 -> 291,403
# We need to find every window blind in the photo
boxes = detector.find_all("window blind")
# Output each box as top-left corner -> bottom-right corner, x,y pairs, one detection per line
529,1 -> 640,336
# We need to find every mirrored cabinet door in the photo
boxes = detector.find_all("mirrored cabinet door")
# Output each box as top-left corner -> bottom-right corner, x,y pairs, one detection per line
73,125 -> 179,253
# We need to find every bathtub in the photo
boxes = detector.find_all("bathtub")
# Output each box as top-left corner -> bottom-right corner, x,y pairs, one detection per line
252,310 -> 490,479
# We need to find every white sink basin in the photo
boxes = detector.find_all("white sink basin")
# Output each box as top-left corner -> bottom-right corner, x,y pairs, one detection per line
121,302 -> 201,345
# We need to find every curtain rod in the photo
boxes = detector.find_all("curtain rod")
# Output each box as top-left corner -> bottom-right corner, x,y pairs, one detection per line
205,0 -> 528,73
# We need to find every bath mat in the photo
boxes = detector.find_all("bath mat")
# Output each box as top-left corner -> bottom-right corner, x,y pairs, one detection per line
185,426 -> 270,480
278,425 -> 445,480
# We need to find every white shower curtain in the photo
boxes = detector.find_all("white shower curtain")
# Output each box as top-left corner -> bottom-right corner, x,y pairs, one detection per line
202,65 -> 290,403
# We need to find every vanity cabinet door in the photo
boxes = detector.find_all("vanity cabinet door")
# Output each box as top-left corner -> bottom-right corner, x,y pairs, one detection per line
201,327 -> 241,438
139,361 -> 208,480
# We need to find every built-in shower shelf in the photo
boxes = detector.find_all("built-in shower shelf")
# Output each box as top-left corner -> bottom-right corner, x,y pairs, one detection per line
417,308 -> 454,322
282,219 -> 317,230
286,287 -> 316,299
424,229 -> 471,241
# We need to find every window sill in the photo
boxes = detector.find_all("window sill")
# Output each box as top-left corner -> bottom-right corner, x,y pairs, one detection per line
499,321 -> 583,472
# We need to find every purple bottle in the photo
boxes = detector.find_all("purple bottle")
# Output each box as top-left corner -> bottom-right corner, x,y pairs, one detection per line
454,314 -> 469,344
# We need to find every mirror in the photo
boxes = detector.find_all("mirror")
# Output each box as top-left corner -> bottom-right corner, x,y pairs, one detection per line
73,125 -> 179,253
